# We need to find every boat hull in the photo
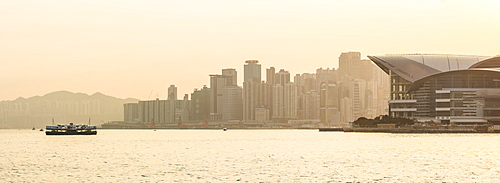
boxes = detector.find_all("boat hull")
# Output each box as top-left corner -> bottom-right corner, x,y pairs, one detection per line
45,131 -> 97,135
318,127 -> 344,132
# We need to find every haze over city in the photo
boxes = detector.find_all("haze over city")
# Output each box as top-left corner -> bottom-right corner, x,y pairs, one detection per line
4,1 -> 500,182
1,0 -> 499,100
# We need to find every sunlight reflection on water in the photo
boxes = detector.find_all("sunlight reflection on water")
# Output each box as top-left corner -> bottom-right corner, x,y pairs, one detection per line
1,129 -> 500,182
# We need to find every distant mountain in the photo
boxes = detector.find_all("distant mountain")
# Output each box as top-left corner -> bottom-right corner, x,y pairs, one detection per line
0,91 -> 139,129
13,91 -> 137,102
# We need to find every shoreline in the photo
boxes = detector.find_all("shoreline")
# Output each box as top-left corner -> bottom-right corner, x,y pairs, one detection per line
323,126 -> 500,133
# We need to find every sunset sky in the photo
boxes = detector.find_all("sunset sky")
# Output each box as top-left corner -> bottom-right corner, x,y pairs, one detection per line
1,0 -> 499,100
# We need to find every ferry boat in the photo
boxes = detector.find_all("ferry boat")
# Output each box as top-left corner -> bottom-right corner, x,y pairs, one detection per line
45,123 -> 97,135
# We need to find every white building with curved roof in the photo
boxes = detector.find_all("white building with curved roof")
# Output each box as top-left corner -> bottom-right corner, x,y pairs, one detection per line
368,54 -> 500,124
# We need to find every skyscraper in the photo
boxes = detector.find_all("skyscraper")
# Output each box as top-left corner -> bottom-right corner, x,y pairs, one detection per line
222,68 -> 237,86
339,51 -> 361,79
265,67 -> 276,117
302,90 -> 319,120
320,81 -> 340,126
124,103 -> 138,122
175,94 -> 190,123
190,86 -> 211,121
244,60 -> 261,82
283,83 -> 298,118
275,69 -> 290,86
243,81 -> 258,121
221,85 -> 243,120
272,69 -> 297,122
167,84 -> 177,123
168,85 -> 177,100
209,74 -> 228,120
243,81 -> 270,121
316,68 -> 337,90
243,60 -> 262,122
266,67 -> 276,85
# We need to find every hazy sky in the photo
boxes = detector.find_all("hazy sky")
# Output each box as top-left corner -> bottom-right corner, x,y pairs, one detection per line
1,0 -> 499,100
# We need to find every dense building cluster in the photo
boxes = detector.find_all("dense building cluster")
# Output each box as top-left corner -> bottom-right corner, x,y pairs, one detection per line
124,52 -> 389,127
5,52 -> 497,129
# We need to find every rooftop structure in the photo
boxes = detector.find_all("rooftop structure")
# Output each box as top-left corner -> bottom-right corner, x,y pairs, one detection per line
245,60 -> 259,64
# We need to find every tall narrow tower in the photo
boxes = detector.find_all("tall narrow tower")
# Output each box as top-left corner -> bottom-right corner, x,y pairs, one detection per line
243,60 -> 262,122
266,67 -> 276,85
272,69 -> 297,120
167,85 -> 177,100
167,84 -> 177,123
210,74 -> 228,120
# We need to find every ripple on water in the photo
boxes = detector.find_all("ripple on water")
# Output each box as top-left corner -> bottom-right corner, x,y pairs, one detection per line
1,130 -> 500,182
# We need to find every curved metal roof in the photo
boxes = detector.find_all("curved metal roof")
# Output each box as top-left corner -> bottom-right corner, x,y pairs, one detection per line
406,68 -> 500,93
469,56 -> 500,69
368,54 -> 490,82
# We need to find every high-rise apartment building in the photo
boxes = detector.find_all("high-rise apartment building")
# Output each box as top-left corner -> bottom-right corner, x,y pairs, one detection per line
255,106 -> 270,122
168,85 -> 177,100
167,85 -> 177,123
210,68 -> 243,122
137,98 -> 190,125
266,67 -> 276,85
175,94 -> 190,122
124,103 -> 139,122
295,73 -> 316,94
294,73 -> 317,119
272,84 -> 284,119
283,83 -> 298,118
244,60 -> 261,82
222,68 -> 237,86
316,68 -> 337,90
243,60 -> 272,122
275,69 -> 290,86
265,67 -> 276,117
221,85 -> 243,120
339,51 -> 361,79
303,90 -> 320,120
272,71 -> 298,122
320,81 -> 340,126
243,81 -> 271,122
209,74 -> 229,120
138,99 -> 166,124
243,81 -> 258,121
190,86 -> 211,121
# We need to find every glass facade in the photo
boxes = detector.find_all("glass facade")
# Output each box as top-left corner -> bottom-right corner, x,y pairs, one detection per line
411,71 -> 500,120
369,54 -> 500,123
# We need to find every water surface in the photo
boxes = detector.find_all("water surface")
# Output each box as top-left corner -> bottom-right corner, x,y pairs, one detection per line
1,129 -> 499,182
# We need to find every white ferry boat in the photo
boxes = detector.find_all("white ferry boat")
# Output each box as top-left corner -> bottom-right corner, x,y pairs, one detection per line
45,123 -> 97,135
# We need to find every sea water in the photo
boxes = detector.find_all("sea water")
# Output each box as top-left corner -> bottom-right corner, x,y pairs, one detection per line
1,129 -> 500,182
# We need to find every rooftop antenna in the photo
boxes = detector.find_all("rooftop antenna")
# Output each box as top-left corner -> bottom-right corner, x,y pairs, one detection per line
52,117 -> 54,125
88,117 -> 91,125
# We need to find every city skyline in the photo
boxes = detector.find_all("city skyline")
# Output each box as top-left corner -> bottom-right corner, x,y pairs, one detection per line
3,1 -> 500,181
2,0 -> 500,100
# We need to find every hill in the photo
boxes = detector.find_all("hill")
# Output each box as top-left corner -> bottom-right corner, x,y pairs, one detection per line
0,91 -> 138,129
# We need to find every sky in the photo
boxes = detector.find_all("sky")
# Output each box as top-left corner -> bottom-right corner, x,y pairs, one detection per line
1,0 -> 499,101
